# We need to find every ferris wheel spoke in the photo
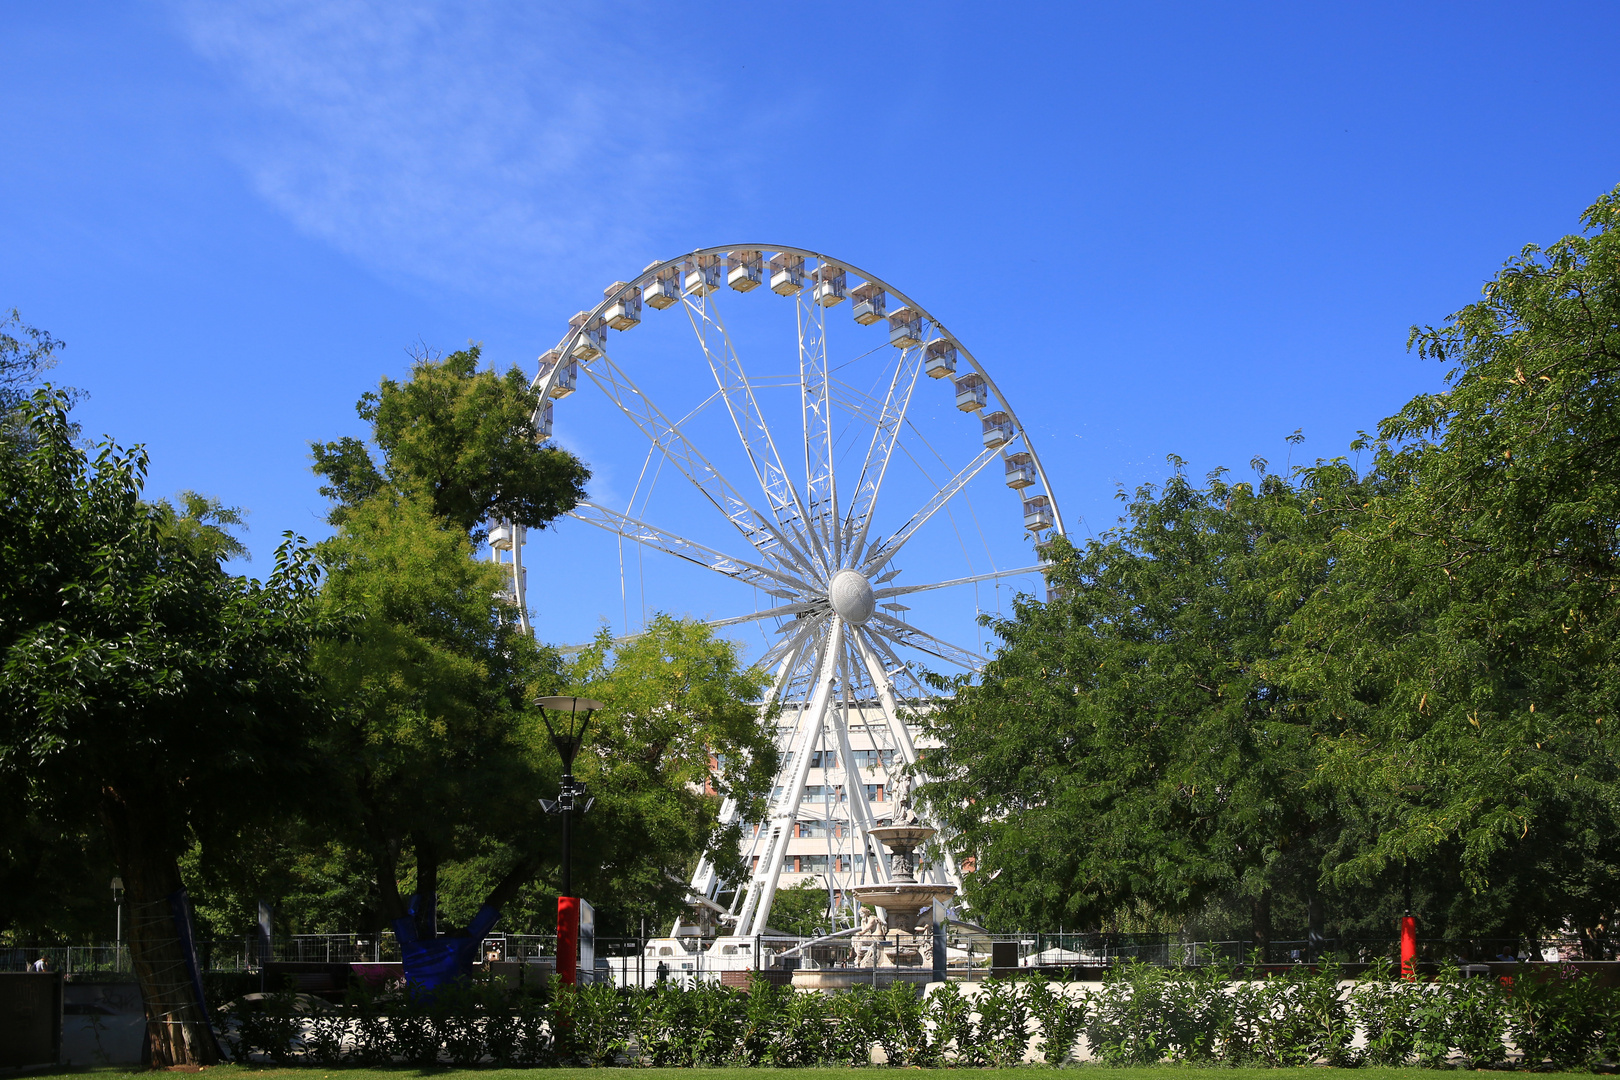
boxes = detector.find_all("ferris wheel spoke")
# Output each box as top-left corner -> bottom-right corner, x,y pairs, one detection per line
873,564 -> 1048,601
829,644 -> 888,876
581,349 -> 820,578
839,340 -> 927,568
799,292 -> 839,577
850,626 -> 922,769
569,501 -> 808,595
827,381 -> 887,429
858,445 -> 1002,574
863,630 -> 933,702
757,611 -> 827,673
868,612 -> 987,671
702,601 -> 825,630
684,295 -> 821,566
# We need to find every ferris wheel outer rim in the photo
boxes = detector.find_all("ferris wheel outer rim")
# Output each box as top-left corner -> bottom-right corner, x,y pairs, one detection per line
529,243 -> 1066,561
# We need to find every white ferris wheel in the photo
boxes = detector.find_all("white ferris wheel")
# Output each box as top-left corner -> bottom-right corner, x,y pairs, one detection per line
493,246 -> 1064,940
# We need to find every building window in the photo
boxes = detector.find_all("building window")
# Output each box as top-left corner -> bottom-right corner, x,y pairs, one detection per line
797,819 -> 843,838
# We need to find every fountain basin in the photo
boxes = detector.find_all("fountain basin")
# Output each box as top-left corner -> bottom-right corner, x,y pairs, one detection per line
848,881 -> 957,935
866,824 -> 938,849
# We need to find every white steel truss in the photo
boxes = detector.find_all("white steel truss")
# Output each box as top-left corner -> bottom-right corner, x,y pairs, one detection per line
511,246 -> 1067,940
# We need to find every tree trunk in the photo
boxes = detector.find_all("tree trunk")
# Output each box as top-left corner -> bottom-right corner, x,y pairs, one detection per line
1250,888 -> 1272,964
485,852 -> 545,913
1307,891 -> 1326,961
366,826 -> 409,923
100,788 -> 221,1068
413,837 -> 438,940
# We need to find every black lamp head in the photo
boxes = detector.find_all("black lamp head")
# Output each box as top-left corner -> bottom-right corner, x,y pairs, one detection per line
535,695 -> 604,770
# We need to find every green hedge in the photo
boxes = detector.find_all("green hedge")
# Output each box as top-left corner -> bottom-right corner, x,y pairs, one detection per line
221,960 -> 1620,1069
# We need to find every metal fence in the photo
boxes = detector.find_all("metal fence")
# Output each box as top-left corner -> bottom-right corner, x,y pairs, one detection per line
0,930 -> 1570,977
945,933 -> 1558,968
0,932 -> 638,975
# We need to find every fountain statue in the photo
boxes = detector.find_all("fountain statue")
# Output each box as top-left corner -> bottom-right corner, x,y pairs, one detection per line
847,775 -> 956,968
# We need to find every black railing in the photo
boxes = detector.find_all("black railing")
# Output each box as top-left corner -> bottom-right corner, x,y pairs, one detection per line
0,931 -> 1582,977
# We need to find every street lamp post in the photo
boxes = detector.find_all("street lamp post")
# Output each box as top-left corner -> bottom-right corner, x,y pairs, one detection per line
111,877 -> 124,972
536,696 -> 603,984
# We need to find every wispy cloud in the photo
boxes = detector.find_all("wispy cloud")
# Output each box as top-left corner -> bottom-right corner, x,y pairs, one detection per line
168,1 -> 723,299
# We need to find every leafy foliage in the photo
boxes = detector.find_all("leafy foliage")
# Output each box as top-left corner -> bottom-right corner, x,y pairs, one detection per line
221,963 -> 1620,1069
311,344 -> 588,540
1282,188 -> 1620,948
310,493 -> 558,933
280,346 -> 771,940
920,465 -> 1339,938
0,389 -> 329,1062
563,615 -> 778,929
0,388 -> 330,869
768,879 -> 833,937
925,186 -> 1620,950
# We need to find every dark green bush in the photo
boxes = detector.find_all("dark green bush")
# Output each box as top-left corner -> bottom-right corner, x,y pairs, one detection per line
1509,965 -> 1616,1070
215,961 -> 1619,1069
1025,977 -> 1087,1064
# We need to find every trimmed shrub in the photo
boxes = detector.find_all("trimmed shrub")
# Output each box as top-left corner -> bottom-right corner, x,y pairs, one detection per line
216,960 -> 1620,1070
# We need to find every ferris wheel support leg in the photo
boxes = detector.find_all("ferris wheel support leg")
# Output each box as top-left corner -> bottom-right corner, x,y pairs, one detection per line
854,630 -> 966,894
737,618 -> 844,940
827,662 -> 888,888
688,797 -> 736,902
853,628 -> 920,767
686,650 -> 801,912
513,526 -> 531,635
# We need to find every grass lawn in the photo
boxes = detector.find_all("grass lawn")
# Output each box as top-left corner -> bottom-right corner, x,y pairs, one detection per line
22,1069 -> 1606,1079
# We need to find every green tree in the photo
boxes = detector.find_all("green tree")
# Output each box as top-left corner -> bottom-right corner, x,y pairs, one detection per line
0,309 -> 65,415
294,350 -> 776,941
311,493 -> 561,939
0,390 -> 329,1065
920,460 -> 1340,949
768,879 -> 834,937
1284,187 -> 1620,950
311,344 -> 588,540
291,346 -> 592,942
306,513 -> 779,940
562,615 -> 779,933
925,186 -> 1620,953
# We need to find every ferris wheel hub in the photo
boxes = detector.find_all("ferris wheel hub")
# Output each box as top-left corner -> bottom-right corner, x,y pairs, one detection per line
828,568 -> 876,625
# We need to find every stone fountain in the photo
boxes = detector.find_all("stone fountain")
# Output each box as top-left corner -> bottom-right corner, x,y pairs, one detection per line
847,777 -> 956,969
790,778 -> 958,987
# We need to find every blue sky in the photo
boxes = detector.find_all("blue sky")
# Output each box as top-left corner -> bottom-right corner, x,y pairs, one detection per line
6,2 -> 1619,656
